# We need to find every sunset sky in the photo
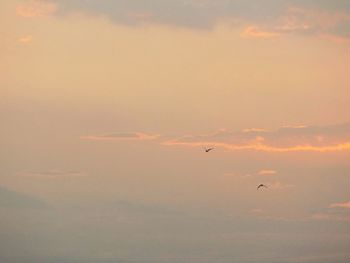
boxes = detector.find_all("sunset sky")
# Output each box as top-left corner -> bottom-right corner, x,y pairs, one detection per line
1,0 -> 350,262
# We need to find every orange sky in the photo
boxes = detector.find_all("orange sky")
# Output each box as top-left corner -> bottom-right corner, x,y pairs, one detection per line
1,1 -> 350,263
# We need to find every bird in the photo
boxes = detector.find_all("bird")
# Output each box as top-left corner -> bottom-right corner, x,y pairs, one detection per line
257,184 -> 268,190
204,147 -> 214,152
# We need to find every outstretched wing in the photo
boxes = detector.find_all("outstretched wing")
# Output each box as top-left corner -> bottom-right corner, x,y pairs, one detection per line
257,184 -> 267,190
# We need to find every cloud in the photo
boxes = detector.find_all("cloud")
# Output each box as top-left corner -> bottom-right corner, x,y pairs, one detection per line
43,0 -> 350,43
242,128 -> 267,133
18,35 -> 33,43
81,132 -> 160,141
16,170 -> 87,179
258,170 -> 277,176
330,201 -> 350,209
0,185 -> 48,209
242,7 -> 350,42
16,0 -> 58,18
36,0 -> 254,27
311,213 -> 350,222
319,33 -> 350,44
240,26 -> 279,39
162,123 -> 350,153
268,181 -> 295,190
127,11 -> 154,23
163,136 -> 350,153
250,208 -> 264,214
224,169 -> 277,178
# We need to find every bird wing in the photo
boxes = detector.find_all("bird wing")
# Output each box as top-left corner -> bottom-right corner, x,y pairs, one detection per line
257,184 -> 268,190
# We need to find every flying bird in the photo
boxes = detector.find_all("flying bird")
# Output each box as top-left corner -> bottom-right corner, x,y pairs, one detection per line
204,147 -> 214,152
257,184 -> 268,190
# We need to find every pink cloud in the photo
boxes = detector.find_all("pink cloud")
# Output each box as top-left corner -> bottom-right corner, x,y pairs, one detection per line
240,26 -> 279,39
330,201 -> 350,209
16,0 -> 58,18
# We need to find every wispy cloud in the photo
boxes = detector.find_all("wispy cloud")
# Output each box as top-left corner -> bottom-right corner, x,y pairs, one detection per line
241,7 -> 350,42
162,123 -> 350,153
224,169 -> 277,178
330,201 -> 350,209
311,213 -> 350,222
80,123 -> 350,152
16,170 -> 87,179
319,33 -> 350,44
163,137 -> 350,153
258,170 -> 277,176
81,132 -> 160,141
268,181 -> 295,190
18,35 -> 33,43
250,208 -> 264,214
242,128 -> 267,133
16,0 -> 58,18
240,26 -> 279,39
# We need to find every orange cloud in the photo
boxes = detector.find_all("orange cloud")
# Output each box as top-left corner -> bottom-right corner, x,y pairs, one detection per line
162,123 -> 350,153
240,26 -> 279,39
81,132 -> 160,141
162,139 -> 350,153
242,128 -> 267,133
16,0 -> 57,18
258,170 -> 277,176
18,35 -> 33,43
330,201 -> 350,209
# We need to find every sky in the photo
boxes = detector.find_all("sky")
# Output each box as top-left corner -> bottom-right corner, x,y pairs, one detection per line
1,0 -> 350,262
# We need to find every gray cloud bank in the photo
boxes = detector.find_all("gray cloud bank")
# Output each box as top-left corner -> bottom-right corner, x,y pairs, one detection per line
41,0 -> 350,40
0,185 -> 48,209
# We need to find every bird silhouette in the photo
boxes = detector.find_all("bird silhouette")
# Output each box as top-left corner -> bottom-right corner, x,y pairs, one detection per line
257,184 -> 268,190
204,147 -> 214,152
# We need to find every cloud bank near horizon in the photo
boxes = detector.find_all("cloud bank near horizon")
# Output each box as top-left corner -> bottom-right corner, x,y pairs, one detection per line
16,0 -> 350,42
